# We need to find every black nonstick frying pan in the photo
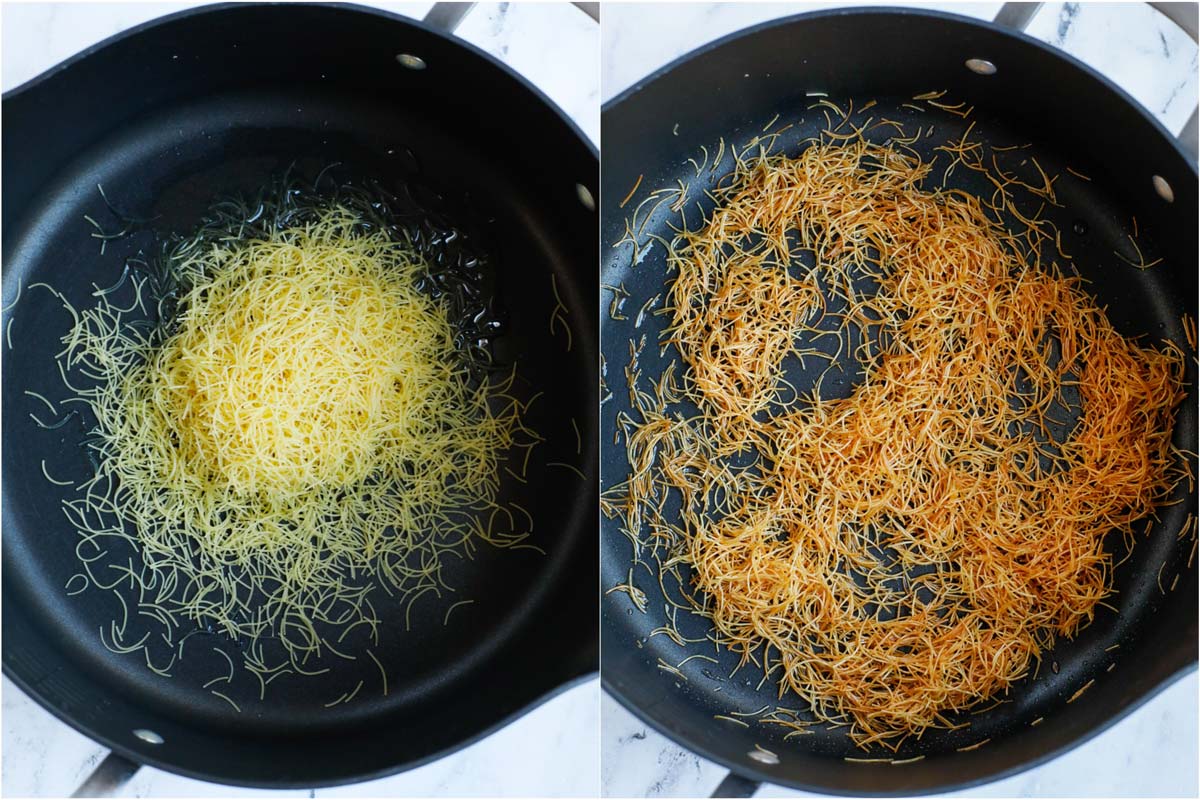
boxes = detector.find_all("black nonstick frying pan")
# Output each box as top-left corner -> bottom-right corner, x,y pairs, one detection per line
601,4 -> 1197,796
2,2 -> 597,792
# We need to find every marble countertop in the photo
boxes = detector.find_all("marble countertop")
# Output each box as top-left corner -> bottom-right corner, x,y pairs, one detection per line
600,2 -> 1198,798
1,2 -> 598,797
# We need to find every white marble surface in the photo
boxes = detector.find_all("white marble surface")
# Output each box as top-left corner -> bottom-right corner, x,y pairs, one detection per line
1,2 -> 598,797
600,2 -> 1198,798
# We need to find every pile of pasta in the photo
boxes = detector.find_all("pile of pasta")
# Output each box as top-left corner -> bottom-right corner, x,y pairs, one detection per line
608,131 -> 1186,749
54,201 -> 534,689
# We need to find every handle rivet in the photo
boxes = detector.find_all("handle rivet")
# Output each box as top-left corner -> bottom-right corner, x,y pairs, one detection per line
748,749 -> 779,765
132,729 -> 164,745
1152,175 -> 1175,203
965,58 -> 997,75
576,183 -> 596,211
395,53 -> 427,70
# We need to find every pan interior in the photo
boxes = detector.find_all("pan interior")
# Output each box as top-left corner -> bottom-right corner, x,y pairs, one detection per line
600,91 -> 1197,772
3,85 -> 594,736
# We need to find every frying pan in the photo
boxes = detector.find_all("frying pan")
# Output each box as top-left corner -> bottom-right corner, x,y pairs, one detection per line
2,2 -> 597,792
600,4 -> 1198,795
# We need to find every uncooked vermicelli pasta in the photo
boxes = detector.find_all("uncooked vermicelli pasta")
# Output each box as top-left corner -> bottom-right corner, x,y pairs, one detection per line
36,183 -> 539,697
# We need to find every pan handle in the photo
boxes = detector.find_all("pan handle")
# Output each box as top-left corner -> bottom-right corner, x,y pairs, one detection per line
70,751 -> 140,798
711,772 -> 762,798
422,2 -> 477,34
992,2 -> 1044,31
993,2 -> 1198,162
573,3 -> 600,22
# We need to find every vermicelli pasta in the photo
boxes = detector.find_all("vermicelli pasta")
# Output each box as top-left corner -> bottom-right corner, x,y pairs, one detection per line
605,112 -> 1186,750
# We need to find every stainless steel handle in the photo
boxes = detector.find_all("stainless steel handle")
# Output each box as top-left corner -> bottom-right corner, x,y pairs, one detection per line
70,751 -> 140,798
712,772 -> 761,798
992,2 -> 1043,31
422,2 -> 476,34
574,2 -> 600,22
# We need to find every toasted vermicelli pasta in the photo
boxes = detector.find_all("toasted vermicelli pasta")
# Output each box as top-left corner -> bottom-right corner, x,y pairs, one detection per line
605,120 -> 1186,750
